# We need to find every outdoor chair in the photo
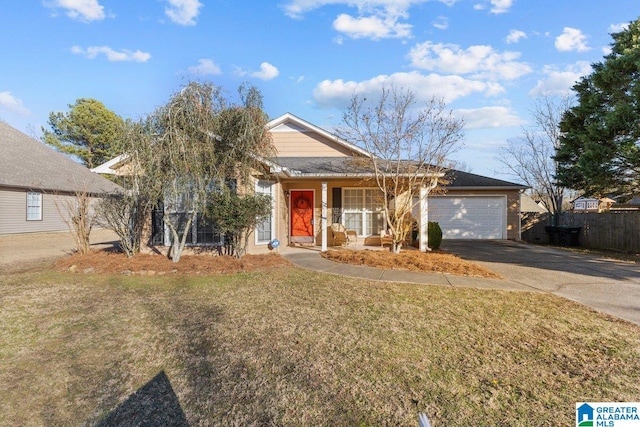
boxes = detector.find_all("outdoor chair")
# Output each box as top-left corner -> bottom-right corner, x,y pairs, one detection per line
379,228 -> 394,247
330,223 -> 358,246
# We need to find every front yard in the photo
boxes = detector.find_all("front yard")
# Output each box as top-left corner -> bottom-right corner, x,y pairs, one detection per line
1,261 -> 639,426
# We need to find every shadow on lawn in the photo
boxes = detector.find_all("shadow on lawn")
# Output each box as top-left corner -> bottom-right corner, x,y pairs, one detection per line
95,371 -> 189,427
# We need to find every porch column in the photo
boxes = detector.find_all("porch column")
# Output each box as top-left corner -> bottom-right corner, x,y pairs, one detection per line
321,182 -> 328,251
419,186 -> 429,252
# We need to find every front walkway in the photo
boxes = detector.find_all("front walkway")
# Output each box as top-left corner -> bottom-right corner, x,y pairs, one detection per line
279,244 -> 536,291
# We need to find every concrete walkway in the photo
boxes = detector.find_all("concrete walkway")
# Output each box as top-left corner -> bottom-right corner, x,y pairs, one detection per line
281,241 -> 640,326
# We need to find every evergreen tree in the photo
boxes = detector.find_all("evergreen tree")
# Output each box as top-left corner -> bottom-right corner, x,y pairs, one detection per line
556,18 -> 640,197
42,98 -> 124,168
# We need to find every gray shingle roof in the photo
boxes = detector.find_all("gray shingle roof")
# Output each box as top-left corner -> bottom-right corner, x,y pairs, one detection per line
271,157 -> 374,175
444,169 -> 527,189
0,121 -> 121,194
271,157 -> 527,189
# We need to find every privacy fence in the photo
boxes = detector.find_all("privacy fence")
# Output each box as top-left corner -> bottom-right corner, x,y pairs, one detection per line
522,211 -> 640,253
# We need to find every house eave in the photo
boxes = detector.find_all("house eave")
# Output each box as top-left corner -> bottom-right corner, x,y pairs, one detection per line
444,186 -> 528,191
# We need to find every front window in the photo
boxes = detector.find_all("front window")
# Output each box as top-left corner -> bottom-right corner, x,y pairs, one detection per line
255,180 -> 275,244
26,192 -> 42,221
343,188 -> 384,236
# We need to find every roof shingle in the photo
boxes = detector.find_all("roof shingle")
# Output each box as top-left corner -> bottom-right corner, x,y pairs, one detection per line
0,121 -> 121,194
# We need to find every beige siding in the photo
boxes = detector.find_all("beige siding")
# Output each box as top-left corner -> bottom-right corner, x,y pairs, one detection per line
244,179 -> 288,255
272,131 -> 354,157
0,188 -> 91,235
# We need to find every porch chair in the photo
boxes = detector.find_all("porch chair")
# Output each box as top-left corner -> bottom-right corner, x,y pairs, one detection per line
380,228 -> 394,247
330,223 -> 358,246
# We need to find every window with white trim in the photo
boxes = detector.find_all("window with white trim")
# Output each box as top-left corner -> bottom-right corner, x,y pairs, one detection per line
343,188 -> 384,236
255,180 -> 275,244
26,192 -> 42,221
586,200 -> 598,210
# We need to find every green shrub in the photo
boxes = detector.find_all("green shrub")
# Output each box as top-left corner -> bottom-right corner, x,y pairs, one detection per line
428,221 -> 443,250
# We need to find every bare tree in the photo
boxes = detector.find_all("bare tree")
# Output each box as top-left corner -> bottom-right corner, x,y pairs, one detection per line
498,95 -> 571,224
340,86 -> 465,253
95,120 -> 162,257
55,190 -> 96,255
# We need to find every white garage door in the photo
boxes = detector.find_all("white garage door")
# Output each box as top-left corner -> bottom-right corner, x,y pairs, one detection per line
429,196 -> 506,239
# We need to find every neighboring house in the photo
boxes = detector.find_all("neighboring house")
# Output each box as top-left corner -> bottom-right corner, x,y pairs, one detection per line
572,196 -> 615,213
94,113 -> 526,254
520,194 -> 548,214
609,196 -> 640,212
0,121 -> 121,235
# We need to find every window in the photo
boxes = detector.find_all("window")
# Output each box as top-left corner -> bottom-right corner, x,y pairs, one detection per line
26,192 -> 42,221
342,188 -> 384,236
255,180 -> 275,244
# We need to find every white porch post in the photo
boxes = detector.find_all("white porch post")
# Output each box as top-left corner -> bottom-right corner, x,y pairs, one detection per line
321,182 -> 328,251
419,186 -> 429,252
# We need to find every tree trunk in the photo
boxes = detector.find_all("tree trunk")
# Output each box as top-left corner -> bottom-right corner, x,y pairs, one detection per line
166,215 -> 194,263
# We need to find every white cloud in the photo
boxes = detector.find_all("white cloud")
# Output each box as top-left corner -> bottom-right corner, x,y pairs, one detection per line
165,0 -> 203,26
455,106 -> 524,129
432,16 -> 448,30
45,0 -> 106,22
529,62 -> 592,96
506,29 -> 526,44
489,0 -> 513,14
333,13 -> 412,39
71,45 -> 151,62
555,27 -> 590,52
187,59 -> 222,75
408,41 -> 532,80
0,92 -> 30,116
313,71 -> 502,109
280,0 -> 459,39
609,22 -> 629,33
281,0 -> 453,19
248,62 -> 280,81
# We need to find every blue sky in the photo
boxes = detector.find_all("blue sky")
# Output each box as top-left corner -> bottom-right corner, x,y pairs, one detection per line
0,1 -> 637,177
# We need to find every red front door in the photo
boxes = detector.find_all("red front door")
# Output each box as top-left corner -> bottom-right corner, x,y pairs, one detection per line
290,190 -> 314,244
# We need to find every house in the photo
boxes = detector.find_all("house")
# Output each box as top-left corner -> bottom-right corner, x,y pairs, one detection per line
609,196 -> 640,212
520,194 -> 548,214
94,113 -> 526,254
0,121 -> 121,235
572,196 -> 615,213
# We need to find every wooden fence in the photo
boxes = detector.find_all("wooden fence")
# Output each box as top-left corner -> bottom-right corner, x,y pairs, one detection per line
522,211 -> 640,252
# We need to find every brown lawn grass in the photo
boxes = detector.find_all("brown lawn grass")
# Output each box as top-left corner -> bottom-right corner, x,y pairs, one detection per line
1,257 -> 640,426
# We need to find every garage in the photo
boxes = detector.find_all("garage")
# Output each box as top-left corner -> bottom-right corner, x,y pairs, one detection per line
429,196 -> 507,239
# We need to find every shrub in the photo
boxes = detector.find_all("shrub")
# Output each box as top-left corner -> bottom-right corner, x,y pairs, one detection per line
428,221 -> 443,250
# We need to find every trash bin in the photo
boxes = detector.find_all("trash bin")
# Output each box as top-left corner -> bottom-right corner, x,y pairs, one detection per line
546,226 -> 581,246
544,226 -> 558,244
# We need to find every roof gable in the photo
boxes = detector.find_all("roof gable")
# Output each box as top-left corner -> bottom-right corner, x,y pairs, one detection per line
267,113 -> 370,158
0,121 -> 121,194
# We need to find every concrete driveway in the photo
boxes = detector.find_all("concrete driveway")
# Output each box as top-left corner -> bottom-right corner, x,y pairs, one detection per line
442,240 -> 640,325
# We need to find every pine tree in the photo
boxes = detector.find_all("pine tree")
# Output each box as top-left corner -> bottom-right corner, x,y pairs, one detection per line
556,18 -> 640,197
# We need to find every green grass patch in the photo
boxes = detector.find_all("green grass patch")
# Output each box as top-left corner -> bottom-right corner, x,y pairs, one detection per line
1,267 -> 639,425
